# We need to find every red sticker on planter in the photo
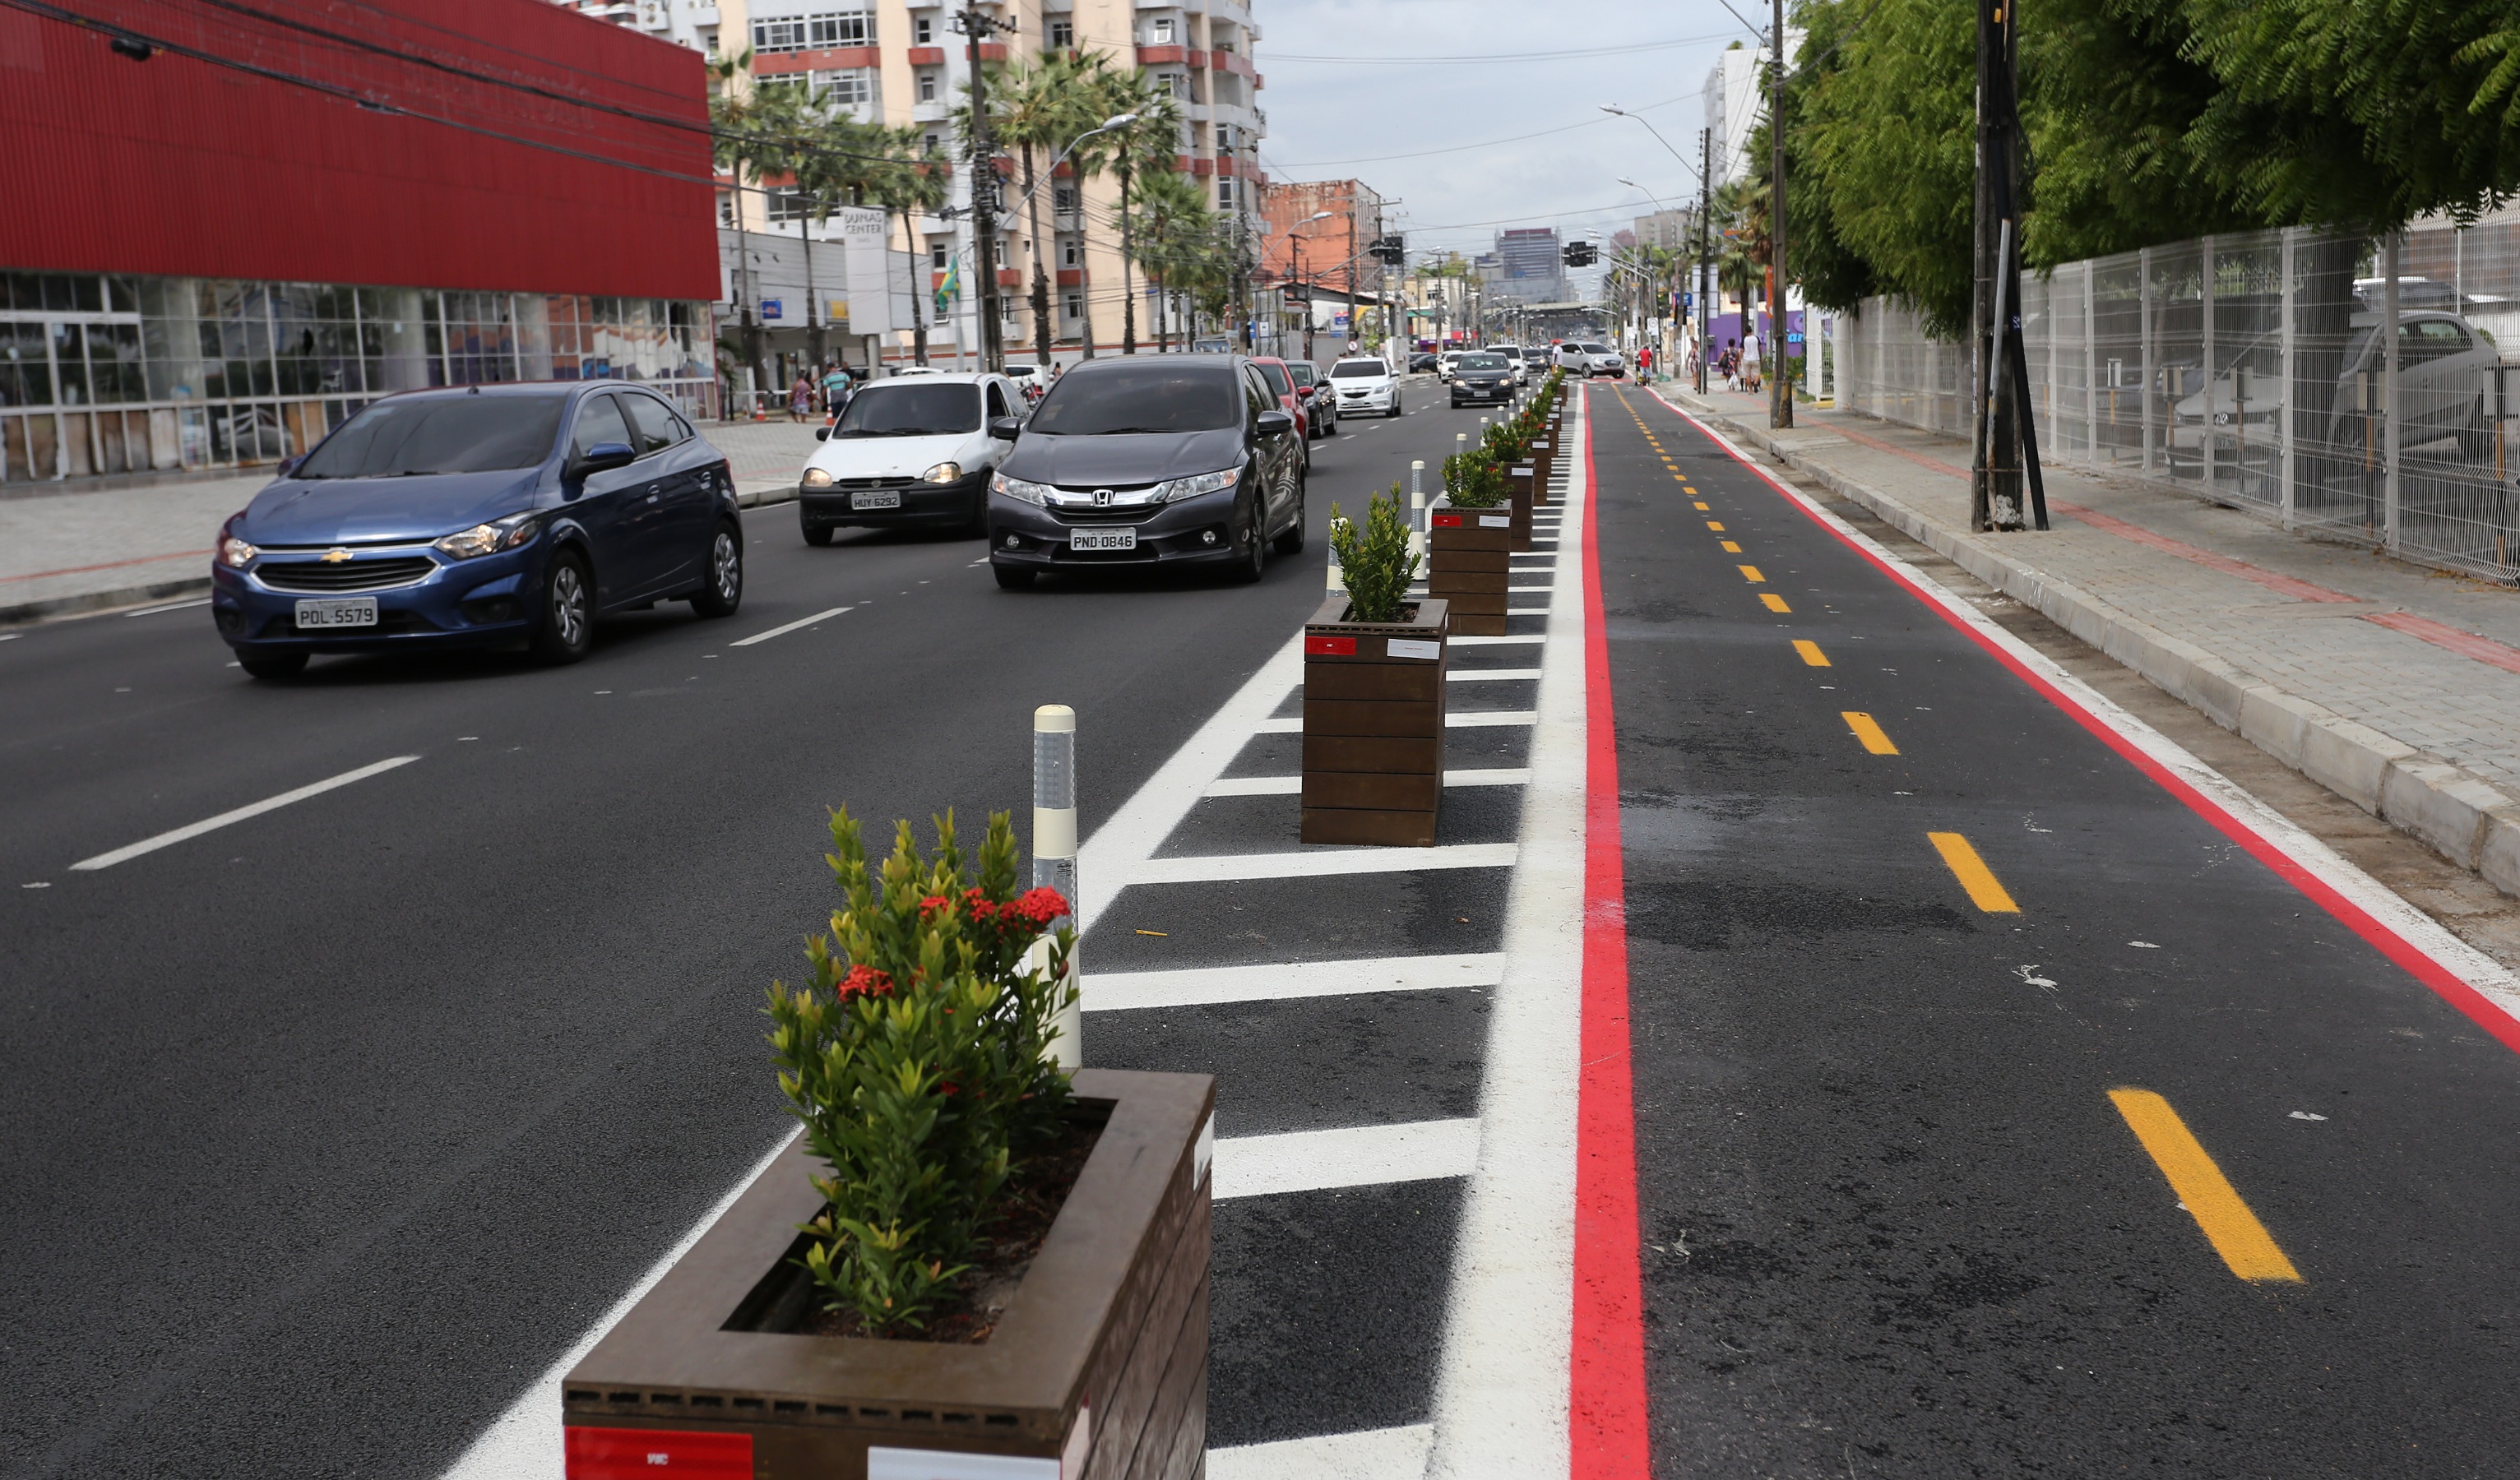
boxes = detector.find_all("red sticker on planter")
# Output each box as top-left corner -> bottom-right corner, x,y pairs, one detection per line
1431,512 -> 1463,527
566,1427 -> 751,1478
1306,636 -> 1357,655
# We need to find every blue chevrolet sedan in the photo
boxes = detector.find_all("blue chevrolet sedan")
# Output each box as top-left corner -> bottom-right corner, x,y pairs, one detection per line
211,383 -> 741,678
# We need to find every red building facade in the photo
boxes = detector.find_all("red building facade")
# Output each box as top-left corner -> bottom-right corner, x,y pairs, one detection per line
0,0 -> 720,483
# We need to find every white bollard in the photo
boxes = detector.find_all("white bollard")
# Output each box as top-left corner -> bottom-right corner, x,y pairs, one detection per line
1031,704 -> 1081,1070
1409,460 -> 1426,562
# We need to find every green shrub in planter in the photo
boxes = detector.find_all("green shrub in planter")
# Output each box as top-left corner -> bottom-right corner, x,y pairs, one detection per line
1330,483 -> 1420,623
765,807 -> 1077,1333
1443,448 -> 1509,508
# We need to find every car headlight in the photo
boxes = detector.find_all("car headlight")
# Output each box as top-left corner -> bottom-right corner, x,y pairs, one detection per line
217,513 -> 257,569
802,466 -> 834,488
433,512 -> 540,560
993,471 -> 1054,506
1149,467 -> 1240,503
922,461 -> 963,484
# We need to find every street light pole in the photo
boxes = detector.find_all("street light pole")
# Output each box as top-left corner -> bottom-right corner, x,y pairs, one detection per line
1698,127 -> 1712,393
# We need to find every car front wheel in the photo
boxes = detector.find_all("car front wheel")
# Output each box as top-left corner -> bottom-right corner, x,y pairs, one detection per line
530,549 -> 595,664
1232,493 -> 1267,583
691,523 -> 743,617
1272,465 -> 1306,556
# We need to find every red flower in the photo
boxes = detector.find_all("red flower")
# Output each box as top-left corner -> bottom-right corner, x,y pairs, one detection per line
837,964 -> 894,1000
1009,886 -> 1069,926
917,894 -> 951,918
962,886 -> 998,922
938,1079 -> 960,1097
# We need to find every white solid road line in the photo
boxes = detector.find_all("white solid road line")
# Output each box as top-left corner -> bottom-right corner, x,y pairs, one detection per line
1125,842 -> 1517,886
729,604 -> 852,647
123,597 -> 213,617
1448,668 -> 1541,682
1086,951 -> 1506,1011
1208,1425 -> 1433,1480
70,755 -> 422,871
437,1131 -> 801,1480
1425,382 -> 1591,1480
1213,1118 -> 1481,1200
1452,634 -> 1543,645
1202,767 -> 1531,797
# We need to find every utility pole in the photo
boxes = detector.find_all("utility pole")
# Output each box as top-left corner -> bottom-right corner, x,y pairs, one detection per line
954,2 -> 1004,372
1697,126 -> 1712,393
1967,0 -> 2041,530
1768,0 -> 1791,428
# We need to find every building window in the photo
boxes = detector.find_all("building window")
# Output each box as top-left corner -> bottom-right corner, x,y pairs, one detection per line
1054,184 -> 1078,214
766,187 -> 817,223
1061,238 -> 1080,267
1049,19 -> 1073,47
916,68 -> 939,102
931,242 -> 950,271
1147,17 -> 1174,44
719,191 -> 737,225
753,9 -> 873,54
913,16 -> 932,43
1063,293 -> 1082,321
1217,179 -> 1235,210
810,67 -> 877,110
924,129 -> 943,154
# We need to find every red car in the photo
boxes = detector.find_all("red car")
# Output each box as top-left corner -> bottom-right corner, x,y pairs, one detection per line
1247,357 -> 1313,463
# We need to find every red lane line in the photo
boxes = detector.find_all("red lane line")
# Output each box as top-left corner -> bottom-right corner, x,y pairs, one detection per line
2362,610 -> 2520,678
1571,385 -> 1651,1476
1,549 -> 206,584
2047,500 -> 2360,603
1661,398 -> 2520,1057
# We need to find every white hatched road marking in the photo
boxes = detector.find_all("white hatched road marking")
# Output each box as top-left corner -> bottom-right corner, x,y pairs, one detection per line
730,604 -> 852,647
1448,668 -> 1540,682
1126,843 -> 1518,886
1213,1118 -> 1480,1199
1202,768 -> 1529,797
1087,952 -> 1505,1011
71,755 -> 422,871
1208,1426 -> 1433,1480
1452,634 -> 1543,645
1254,710 -> 1534,733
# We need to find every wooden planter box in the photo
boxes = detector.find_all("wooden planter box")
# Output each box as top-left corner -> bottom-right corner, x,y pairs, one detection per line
1529,437 -> 1554,505
1427,497 -> 1515,637
560,1069 -> 1215,1480
1300,596 -> 1448,846
1507,462 -> 1537,546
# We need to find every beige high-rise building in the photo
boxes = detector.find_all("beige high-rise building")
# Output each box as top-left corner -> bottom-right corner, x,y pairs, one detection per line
556,0 -> 1268,373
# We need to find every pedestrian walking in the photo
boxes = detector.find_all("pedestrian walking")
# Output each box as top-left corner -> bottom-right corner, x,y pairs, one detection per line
1637,345 -> 1654,381
821,362 -> 853,414
788,373 -> 812,423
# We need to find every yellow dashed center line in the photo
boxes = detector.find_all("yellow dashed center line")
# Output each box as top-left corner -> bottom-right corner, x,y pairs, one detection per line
2108,1089 -> 2304,1283
1791,638 -> 1829,667
1926,831 -> 2019,913
1706,520 -> 1726,531
1760,594 -> 1790,613
1841,711 -> 1898,754
1693,501 -> 1710,511
1721,540 -> 1743,553
1738,565 -> 1765,583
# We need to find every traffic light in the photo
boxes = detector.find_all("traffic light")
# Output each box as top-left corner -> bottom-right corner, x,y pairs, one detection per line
1563,240 -> 1598,267
1369,235 -> 1406,266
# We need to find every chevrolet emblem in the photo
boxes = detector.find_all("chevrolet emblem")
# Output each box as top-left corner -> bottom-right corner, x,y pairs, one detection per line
321,548 -> 353,563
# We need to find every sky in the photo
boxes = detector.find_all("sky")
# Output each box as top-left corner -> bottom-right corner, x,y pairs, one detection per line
1249,0 -> 1767,298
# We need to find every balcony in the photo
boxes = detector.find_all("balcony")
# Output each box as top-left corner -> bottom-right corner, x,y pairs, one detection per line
906,45 -> 946,65
1137,44 -> 1188,64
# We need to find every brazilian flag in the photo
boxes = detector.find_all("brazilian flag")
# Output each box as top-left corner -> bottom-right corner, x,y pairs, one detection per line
934,253 -> 959,318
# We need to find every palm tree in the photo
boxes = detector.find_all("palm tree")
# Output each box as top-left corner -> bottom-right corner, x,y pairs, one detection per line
708,49 -> 773,403
1128,169 -> 1211,352
1091,70 -> 1184,355
864,126 -> 949,366
985,53 -> 1088,367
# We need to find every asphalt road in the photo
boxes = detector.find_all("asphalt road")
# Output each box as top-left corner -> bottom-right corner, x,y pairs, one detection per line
1594,387 -> 2520,1476
0,384 -> 1487,1479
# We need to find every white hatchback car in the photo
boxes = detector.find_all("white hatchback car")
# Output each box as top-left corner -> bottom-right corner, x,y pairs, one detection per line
796,372 -> 1021,544
1327,357 -> 1401,418
1485,345 -> 1532,385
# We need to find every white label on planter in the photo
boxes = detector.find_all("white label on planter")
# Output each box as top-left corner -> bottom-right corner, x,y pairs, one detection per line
1480,515 -> 1509,528
870,1447 -> 1057,1480
1387,638 -> 1440,661
1193,1113 -> 1215,1189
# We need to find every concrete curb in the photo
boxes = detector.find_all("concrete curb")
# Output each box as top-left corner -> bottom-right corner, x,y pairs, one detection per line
1,576 -> 213,629
1665,389 -> 2520,901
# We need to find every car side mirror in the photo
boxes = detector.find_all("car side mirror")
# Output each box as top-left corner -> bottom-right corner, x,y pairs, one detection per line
815,425 -> 832,442
1256,409 -> 1295,438
577,441 -> 636,474
275,455 -> 304,478
989,415 -> 1024,441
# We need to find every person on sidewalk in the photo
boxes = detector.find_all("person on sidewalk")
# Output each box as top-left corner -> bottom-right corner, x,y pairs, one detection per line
821,362 -> 853,414
1638,345 -> 1655,382
788,373 -> 812,423
1723,340 -> 1741,392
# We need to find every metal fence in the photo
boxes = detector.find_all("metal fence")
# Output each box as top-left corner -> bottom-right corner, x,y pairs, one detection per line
1839,221 -> 2520,581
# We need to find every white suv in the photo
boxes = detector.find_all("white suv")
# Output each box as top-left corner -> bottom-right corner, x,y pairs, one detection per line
1328,357 -> 1401,418
1579,342 -> 1625,378
1485,345 -> 1532,384
1552,342 -> 1591,374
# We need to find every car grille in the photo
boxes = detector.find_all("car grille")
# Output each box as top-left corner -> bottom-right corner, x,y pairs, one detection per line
257,556 -> 437,593
835,476 -> 916,490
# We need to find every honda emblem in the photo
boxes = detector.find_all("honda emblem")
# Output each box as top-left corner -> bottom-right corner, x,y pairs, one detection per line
1093,488 -> 1113,507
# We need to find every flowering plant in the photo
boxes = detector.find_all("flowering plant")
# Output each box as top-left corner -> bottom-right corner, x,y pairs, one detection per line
1442,448 -> 1509,508
765,807 -> 1077,1332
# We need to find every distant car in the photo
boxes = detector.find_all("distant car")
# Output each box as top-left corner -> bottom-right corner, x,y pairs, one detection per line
1286,359 -> 1339,439
984,355 -> 1308,587
798,372 -> 1021,543
1407,351 -> 1440,374
1450,351 -> 1517,409
1329,356 -> 1401,419
2170,308 -> 2498,460
1579,342 -> 1625,377
1486,344 -> 1533,385
1439,350 -> 1470,382
1003,363 -> 1045,400
1247,357 -> 1313,462
211,383 -> 741,678
1554,342 -> 1591,374
894,365 -> 943,377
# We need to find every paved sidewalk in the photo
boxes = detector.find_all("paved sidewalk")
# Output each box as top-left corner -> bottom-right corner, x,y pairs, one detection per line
1665,382 -> 2520,898
0,419 -> 822,626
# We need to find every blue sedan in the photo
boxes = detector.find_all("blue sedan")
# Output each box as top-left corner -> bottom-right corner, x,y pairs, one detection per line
210,383 -> 741,678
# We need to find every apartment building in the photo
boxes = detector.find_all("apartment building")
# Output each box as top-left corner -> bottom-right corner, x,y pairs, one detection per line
559,0 -> 1269,372
1702,33 -> 1801,190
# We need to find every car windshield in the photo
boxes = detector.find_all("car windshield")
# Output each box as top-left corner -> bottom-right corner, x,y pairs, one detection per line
1582,344 -> 1612,354
1460,354 -> 1508,371
1255,363 -> 1293,395
1026,363 -> 1241,434
1330,361 -> 1387,378
1290,365 -> 1318,387
295,394 -> 566,478
834,383 -> 983,437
